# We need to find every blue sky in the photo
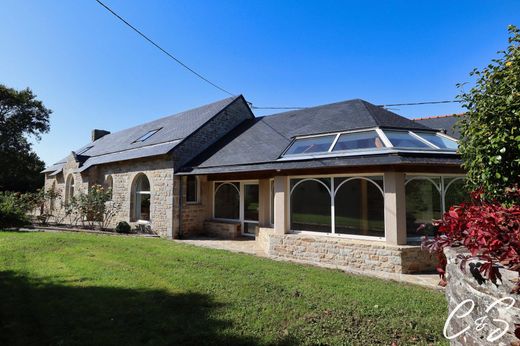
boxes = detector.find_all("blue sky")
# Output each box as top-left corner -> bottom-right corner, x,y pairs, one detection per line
1,1 -> 519,165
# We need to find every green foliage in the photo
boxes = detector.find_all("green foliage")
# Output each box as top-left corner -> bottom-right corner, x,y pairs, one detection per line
72,185 -> 120,230
0,84 -> 51,192
115,221 -> 131,234
0,192 -> 31,228
458,25 -> 520,202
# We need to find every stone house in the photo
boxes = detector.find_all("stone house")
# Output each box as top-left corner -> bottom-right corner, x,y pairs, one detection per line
43,95 -> 465,273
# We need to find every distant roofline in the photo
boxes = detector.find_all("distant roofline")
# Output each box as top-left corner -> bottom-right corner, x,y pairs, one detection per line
413,113 -> 465,121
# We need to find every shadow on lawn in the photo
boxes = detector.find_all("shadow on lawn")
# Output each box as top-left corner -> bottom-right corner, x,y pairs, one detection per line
0,271 -> 296,346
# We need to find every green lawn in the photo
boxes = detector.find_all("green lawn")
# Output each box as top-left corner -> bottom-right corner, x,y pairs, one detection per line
0,231 -> 447,345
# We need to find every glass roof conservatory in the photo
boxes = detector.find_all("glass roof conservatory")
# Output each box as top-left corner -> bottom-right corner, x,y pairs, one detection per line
280,128 -> 458,159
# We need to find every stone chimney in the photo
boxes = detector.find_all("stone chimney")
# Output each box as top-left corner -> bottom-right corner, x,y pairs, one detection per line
92,129 -> 110,142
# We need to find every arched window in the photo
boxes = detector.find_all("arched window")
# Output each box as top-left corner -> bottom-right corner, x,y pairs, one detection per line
290,179 -> 331,233
214,182 -> 240,219
334,177 -> 384,238
105,175 -> 113,200
65,174 -> 75,203
405,178 -> 441,237
444,177 -> 469,209
132,174 -> 151,221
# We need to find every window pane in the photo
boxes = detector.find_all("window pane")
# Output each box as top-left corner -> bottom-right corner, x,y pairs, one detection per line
186,176 -> 198,202
214,183 -> 240,219
290,179 -> 331,232
135,129 -> 160,142
334,178 -> 384,237
139,194 -> 151,221
385,131 -> 432,148
332,131 -> 385,151
285,135 -> 336,155
244,184 -> 259,221
406,178 -> 441,237
415,132 -> 458,149
444,178 -> 470,208
136,175 -> 150,192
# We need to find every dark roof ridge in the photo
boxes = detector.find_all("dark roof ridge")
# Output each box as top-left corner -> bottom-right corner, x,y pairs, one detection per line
413,113 -> 465,121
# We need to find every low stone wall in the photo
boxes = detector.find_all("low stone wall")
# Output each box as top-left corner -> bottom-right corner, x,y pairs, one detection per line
444,247 -> 520,345
203,220 -> 241,239
260,232 -> 435,274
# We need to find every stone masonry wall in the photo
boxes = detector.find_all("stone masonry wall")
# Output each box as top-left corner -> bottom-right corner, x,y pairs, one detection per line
45,156 -> 174,237
444,247 -> 520,345
172,175 -> 211,238
262,233 -> 435,274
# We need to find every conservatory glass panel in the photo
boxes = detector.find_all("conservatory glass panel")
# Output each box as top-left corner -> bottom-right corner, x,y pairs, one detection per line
385,131 -> 432,148
332,131 -> 385,151
284,135 -> 336,155
290,179 -> 331,233
334,177 -> 385,237
415,132 -> 458,150
406,178 -> 441,237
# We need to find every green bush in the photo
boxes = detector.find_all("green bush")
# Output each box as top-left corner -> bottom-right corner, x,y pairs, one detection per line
115,221 -> 131,234
458,25 -> 520,203
0,192 -> 31,228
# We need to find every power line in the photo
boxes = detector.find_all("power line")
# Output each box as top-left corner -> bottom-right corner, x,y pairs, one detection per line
251,100 -> 461,110
378,100 -> 461,107
94,0 -> 235,97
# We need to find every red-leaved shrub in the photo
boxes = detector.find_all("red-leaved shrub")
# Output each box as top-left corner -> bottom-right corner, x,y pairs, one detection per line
422,188 -> 520,292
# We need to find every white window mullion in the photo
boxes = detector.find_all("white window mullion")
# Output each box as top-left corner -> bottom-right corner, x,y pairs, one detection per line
376,128 -> 393,147
328,134 -> 341,152
330,178 -> 335,234
409,131 -> 440,149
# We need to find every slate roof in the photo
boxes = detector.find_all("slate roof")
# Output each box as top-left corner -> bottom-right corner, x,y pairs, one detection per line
414,114 -> 464,139
182,99 -> 455,174
43,96 -> 242,175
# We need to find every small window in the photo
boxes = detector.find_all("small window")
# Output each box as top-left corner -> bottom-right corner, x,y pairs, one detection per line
134,128 -> 161,143
384,131 -> 432,148
65,174 -> 75,203
414,132 -> 458,150
133,174 -> 151,221
105,175 -> 113,200
284,135 -> 336,155
332,131 -> 385,151
186,176 -> 199,203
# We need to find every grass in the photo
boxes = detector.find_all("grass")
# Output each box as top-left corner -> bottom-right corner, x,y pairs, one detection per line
0,231 -> 447,345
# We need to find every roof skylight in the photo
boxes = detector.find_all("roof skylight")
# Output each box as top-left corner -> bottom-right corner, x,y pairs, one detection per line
281,128 -> 458,159
134,128 -> 161,143
284,135 -> 336,155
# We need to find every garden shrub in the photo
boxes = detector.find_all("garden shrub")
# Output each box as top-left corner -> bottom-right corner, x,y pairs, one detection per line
422,188 -> 520,292
115,221 -> 131,234
0,192 -> 31,228
457,25 -> 520,203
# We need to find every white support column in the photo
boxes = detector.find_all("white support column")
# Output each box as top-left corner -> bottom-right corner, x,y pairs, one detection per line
384,171 -> 407,245
273,175 -> 289,235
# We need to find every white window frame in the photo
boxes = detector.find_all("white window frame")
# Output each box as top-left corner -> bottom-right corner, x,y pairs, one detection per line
65,174 -> 75,203
212,180 -> 259,237
405,174 -> 466,241
288,173 -> 386,242
133,174 -> 151,222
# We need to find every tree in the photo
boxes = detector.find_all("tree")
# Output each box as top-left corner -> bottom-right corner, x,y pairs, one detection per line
457,25 -> 520,203
0,85 -> 51,192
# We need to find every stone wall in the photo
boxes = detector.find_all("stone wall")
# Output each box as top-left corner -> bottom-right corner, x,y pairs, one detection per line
173,175 -> 211,238
45,156 -> 175,237
203,220 -> 241,239
444,247 -> 520,345
259,232 -> 436,274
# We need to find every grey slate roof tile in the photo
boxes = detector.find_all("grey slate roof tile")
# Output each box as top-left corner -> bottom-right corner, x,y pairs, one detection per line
44,96 -> 240,172
414,114 -> 464,139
